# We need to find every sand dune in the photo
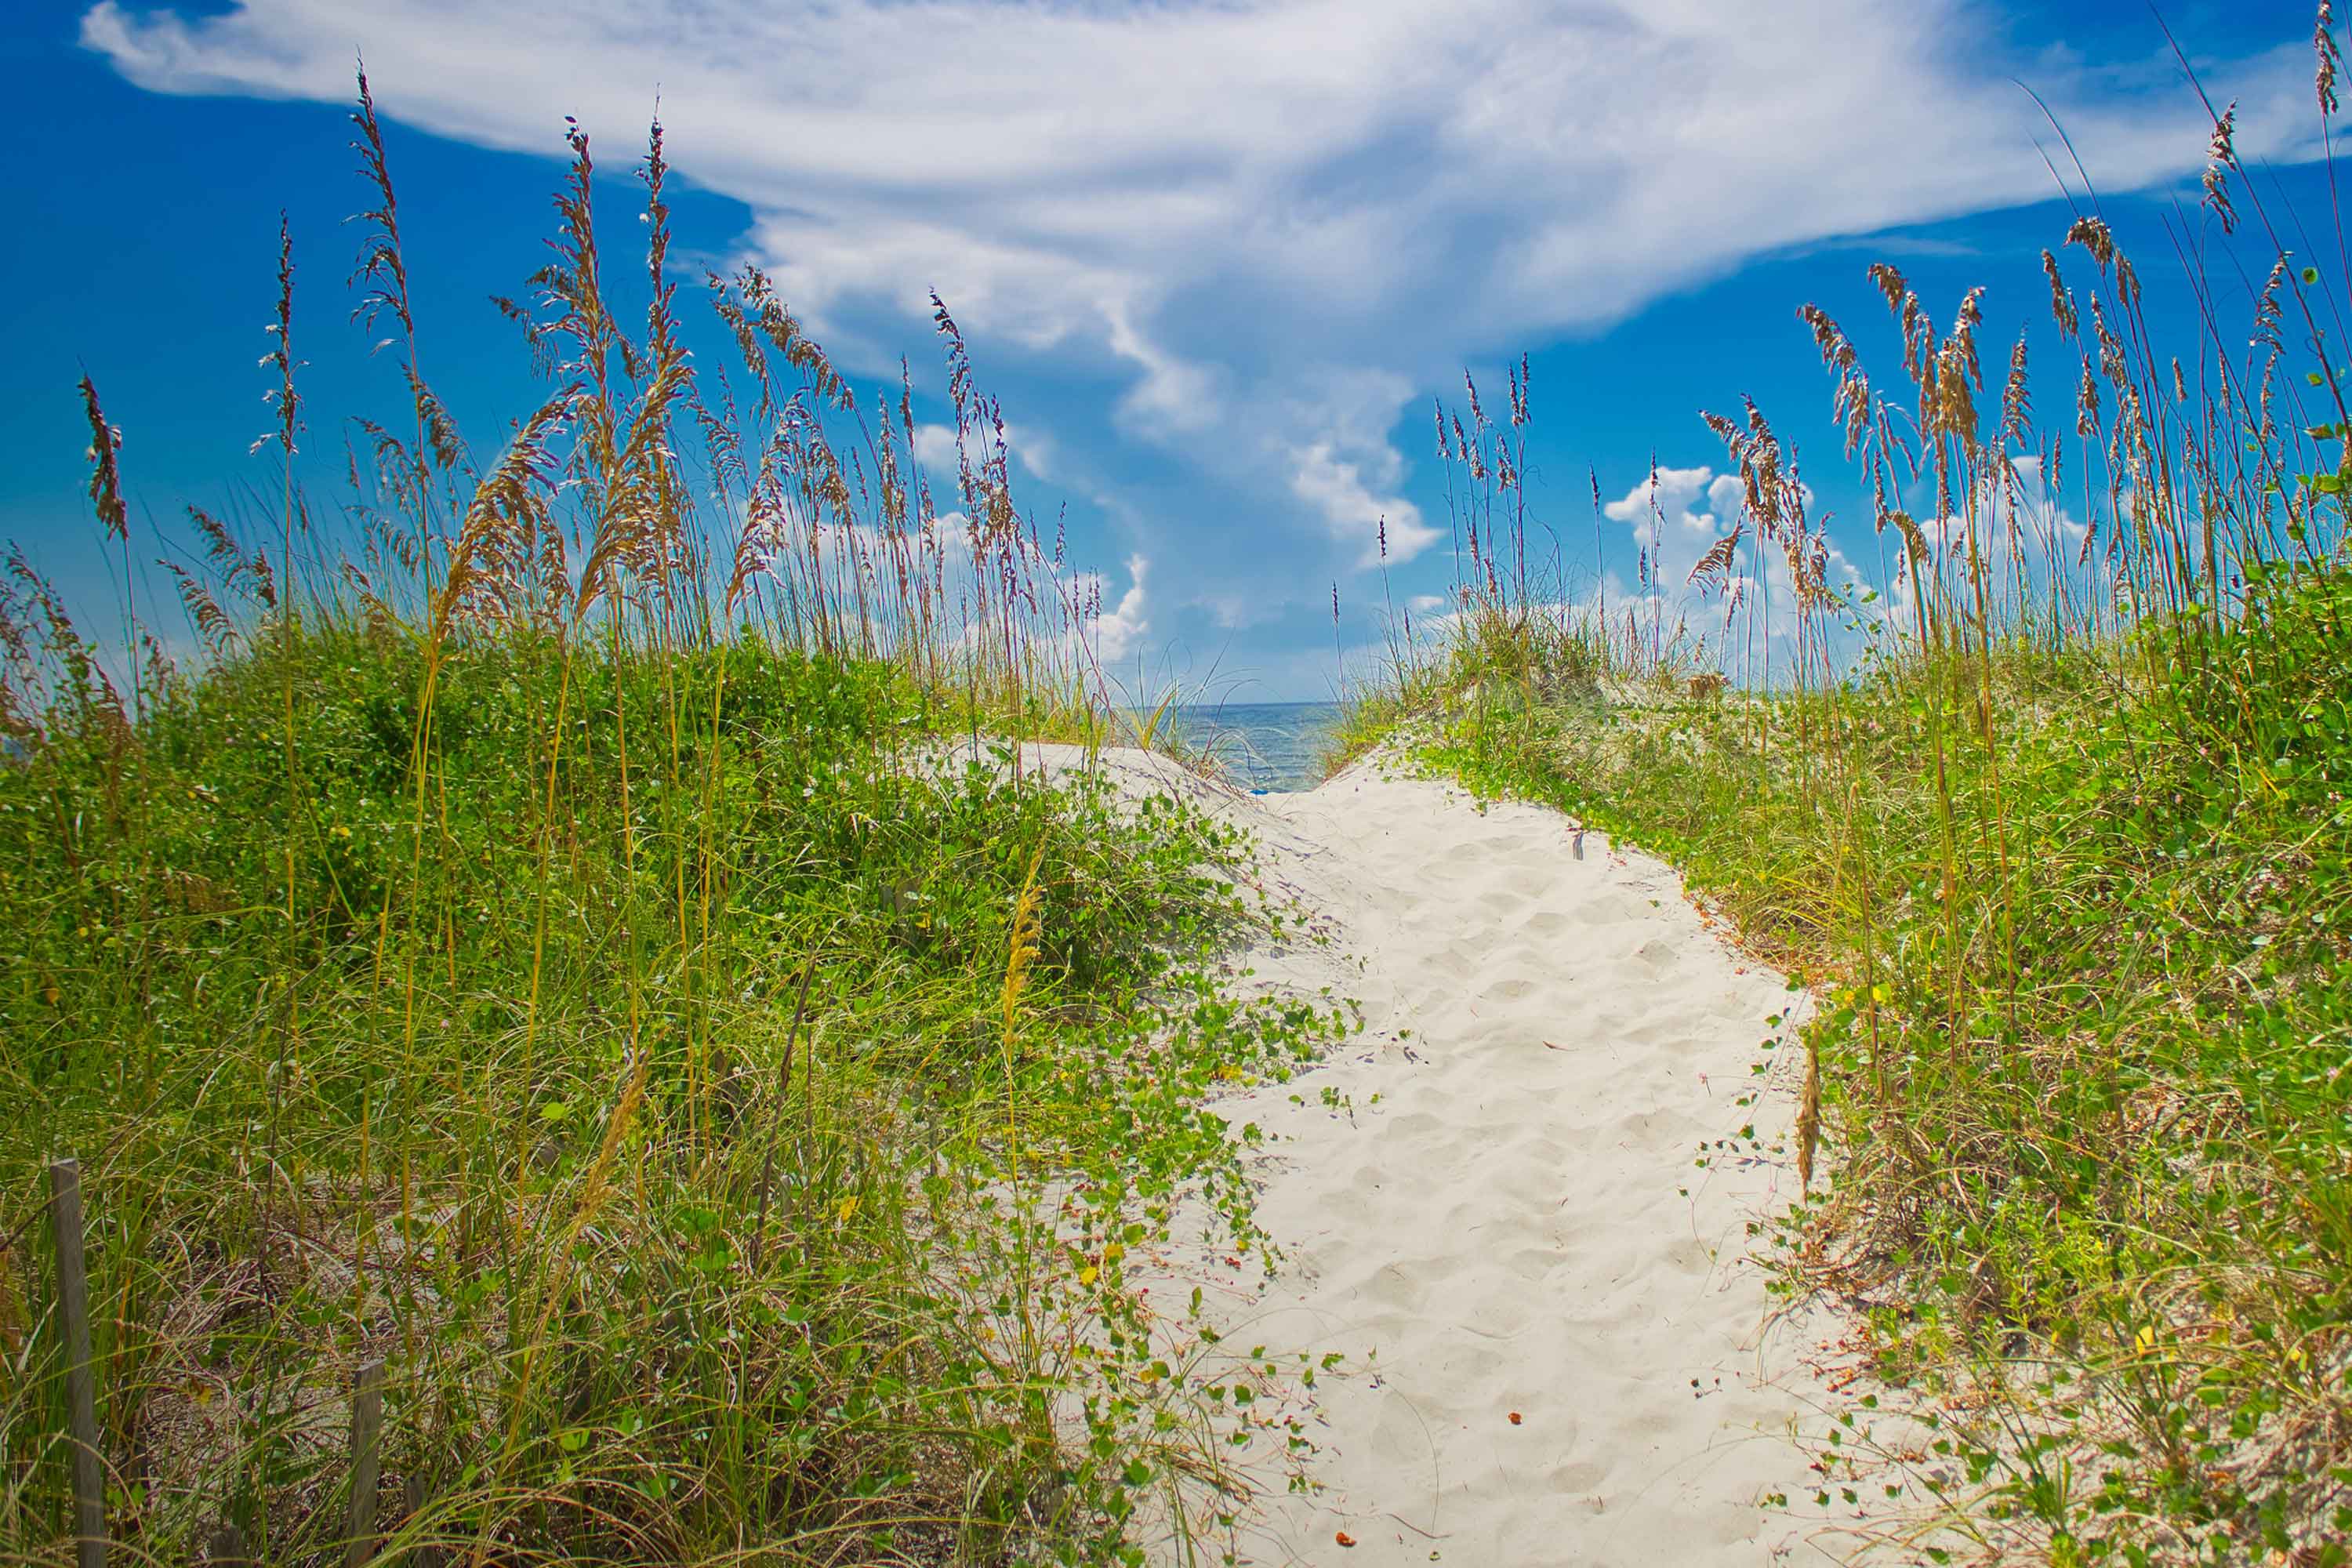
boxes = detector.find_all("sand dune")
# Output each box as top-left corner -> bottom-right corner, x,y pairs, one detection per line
1072,749 -> 1836,1566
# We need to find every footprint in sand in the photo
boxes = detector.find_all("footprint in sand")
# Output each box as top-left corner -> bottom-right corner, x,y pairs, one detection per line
1519,908 -> 1572,939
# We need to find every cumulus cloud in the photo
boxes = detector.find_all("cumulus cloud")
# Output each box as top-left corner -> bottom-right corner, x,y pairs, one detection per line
1084,554 -> 1152,664
1289,444 -> 1430,568
1594,445 -> 2112,674
1604,464 -> 1725,583
78,0 -> 2307,631
1597,463 -> 1868,669
912,420 -> 1056,483
1891,449 -> 2099,629
910,423 -> 960,474
855,510 -> 1150,666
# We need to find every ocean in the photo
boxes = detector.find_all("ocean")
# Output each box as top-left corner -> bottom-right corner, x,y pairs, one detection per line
1148,701 -> 1343,793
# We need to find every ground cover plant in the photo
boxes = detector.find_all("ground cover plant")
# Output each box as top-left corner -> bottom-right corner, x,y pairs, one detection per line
0,79 -> 1348,1566
1341,27 -> 2352,1565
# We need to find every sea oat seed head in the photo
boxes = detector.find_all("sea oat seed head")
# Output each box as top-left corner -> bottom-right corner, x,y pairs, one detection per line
2321,1 -> 2343,113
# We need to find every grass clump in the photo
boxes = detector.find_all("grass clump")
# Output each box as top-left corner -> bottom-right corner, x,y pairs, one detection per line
0,74 -> 1346,1566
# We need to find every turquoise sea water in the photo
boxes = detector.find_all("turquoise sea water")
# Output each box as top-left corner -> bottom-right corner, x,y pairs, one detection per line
1148,702 -> 1342,793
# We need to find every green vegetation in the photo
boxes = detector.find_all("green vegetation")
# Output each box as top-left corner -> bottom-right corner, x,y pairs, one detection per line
1341,76 -> 2352,1568
0,80 -> 1345,1565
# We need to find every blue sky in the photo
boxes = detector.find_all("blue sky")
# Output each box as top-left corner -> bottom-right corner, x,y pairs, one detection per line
0,0 -> 2332,699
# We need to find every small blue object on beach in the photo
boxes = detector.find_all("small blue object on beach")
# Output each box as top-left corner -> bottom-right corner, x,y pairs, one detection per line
1250,788 -> 1269,796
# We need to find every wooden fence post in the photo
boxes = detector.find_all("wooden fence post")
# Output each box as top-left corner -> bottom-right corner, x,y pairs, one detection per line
49,1158 -> 105,1568
345,1357 -> 386,1568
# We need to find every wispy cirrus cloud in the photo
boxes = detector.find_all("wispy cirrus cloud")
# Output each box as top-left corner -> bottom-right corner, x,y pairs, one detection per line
79,0 -> 2307,677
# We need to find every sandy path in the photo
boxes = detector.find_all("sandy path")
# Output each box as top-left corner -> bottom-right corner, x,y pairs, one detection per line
1108,752 -> 1830,1566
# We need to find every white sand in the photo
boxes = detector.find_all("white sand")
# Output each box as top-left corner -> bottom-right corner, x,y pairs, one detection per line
1047,747 -> 1837,1566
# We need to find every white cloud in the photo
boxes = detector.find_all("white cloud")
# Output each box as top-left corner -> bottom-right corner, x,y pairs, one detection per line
1085,554 -> 1151,664
910,423 -> 960,473
1272,366 -> 1441,565
1595,461 -> 1870,671
1006,422 -> 1057,484
1289,444 -> 1433,568
912,419 -> 1056,483
1889,448 -> 2097,630
1590,440 -> 2112,680
1605,463 -> 1722,582
79,0 -> 2307,622
810,507 -> 1147,668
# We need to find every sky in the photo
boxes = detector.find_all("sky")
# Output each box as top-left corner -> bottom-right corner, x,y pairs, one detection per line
0,0 -> 2336,699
